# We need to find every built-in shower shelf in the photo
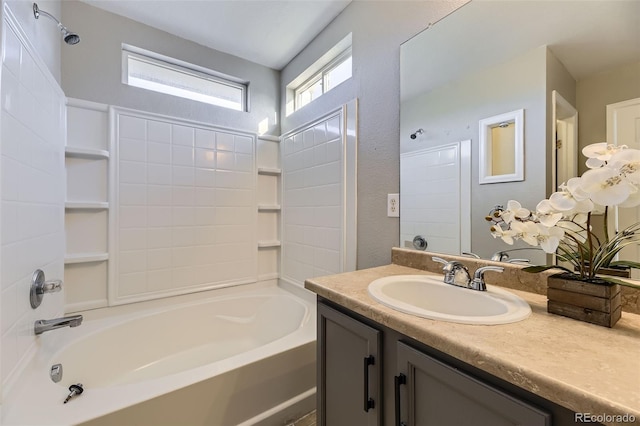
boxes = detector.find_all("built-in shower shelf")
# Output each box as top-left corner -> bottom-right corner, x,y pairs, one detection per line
65,146 -> 110,159
65,202 -> 109,210
257,240 -> 281,248
257,167 -> 281,176
258,204 -> 281,211
64,253 -> 109,264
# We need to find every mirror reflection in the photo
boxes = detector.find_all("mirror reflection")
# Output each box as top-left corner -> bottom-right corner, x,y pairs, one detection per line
400,0 -> 640,274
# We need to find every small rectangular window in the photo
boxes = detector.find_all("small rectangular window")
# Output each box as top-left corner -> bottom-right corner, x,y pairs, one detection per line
293,47 -> 352,112
122,46 -> 248,112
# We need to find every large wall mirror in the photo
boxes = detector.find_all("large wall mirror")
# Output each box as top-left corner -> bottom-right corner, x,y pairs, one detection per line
400,1 -> 640,273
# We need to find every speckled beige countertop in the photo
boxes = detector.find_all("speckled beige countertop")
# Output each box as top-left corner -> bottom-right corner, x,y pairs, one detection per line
305,263 -> 640,426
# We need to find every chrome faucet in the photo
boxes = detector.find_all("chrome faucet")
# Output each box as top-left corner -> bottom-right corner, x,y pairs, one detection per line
34,315 -> 83,335
491,247 -> 541,262
432,257 -> 471,288
433,257 -> 504,291
470,266 -> 504,291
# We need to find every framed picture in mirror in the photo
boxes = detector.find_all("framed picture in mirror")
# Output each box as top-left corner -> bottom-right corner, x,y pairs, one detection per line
478,109 -> 524,184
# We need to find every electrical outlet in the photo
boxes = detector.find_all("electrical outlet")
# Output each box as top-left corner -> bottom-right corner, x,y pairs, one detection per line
387,193 -> 399,217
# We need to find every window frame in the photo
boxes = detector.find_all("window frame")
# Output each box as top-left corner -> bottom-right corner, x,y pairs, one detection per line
293,47 -> 352,111
121,45 -> 249,112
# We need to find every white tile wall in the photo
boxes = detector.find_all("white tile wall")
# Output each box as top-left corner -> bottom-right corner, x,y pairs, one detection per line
282,113 -> 344,285
113,112 -> 257,302
1,16 -> 66,394
400,144 -> 462,254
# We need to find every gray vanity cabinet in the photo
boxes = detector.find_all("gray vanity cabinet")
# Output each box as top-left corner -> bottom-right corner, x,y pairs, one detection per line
317,300 -> 587,426
318,302 -> 381,426
395,342 -> 551,426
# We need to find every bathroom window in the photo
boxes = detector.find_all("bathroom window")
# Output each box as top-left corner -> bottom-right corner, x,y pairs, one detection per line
285,34 -> 353,115
122,45 -> 248,111
294,48 -> 352,110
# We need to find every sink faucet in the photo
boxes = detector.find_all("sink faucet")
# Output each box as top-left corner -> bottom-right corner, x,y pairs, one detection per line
34,315 -> 83,335
491,248 -> 541,262
432,257 -> 471,288
470,266 -> 504,291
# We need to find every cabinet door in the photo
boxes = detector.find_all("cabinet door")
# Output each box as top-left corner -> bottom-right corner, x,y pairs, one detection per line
395,342 -> 550,426
318,302 -> 381,426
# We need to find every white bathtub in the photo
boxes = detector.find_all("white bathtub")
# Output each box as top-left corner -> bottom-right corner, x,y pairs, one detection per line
2,283 -> 316,426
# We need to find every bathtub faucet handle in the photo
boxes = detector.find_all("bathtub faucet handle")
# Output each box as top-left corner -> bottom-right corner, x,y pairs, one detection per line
64,383 -> 83,404
30,269 -> 63,309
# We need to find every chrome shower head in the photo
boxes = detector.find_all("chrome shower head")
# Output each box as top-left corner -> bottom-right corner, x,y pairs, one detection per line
33,3 -> 80,45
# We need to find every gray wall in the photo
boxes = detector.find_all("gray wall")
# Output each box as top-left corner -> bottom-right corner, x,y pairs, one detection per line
400,46 -> 549,262
280,1 -> 467,269
60,1 -> 280,135
577,60 -> 640,174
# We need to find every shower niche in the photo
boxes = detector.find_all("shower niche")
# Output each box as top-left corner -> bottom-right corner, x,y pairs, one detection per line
64,98 -> 110,311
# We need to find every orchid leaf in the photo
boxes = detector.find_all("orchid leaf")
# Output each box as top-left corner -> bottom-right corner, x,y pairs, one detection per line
609,260 -> 640,270
522,265 -> 574,274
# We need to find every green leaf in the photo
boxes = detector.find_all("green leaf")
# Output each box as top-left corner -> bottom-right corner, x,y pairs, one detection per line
609,260 -> 640,270
597,276 -> 640,290
522,265 -> 574,274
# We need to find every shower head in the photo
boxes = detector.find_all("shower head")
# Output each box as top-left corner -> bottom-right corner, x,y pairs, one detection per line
33,3 -> 80,45
410,128 -> 424,140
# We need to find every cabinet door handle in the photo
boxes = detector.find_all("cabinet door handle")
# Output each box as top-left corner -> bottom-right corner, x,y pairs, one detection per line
395,373 -> 407,426
363,355 -> 375,412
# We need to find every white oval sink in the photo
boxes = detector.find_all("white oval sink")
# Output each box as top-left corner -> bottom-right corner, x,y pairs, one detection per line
368,275 -> 531,325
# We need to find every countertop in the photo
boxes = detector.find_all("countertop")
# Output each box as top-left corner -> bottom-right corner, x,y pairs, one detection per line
305,264 -> 640,426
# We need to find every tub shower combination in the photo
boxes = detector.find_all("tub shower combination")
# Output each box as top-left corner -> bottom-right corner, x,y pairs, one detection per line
4,284 -> 316,425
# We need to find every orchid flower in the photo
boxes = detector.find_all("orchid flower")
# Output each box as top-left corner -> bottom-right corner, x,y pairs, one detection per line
487,142 -> 640,281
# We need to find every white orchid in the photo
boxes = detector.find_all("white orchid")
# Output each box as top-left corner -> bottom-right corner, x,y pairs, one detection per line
582,142 -> 627,169
536,224 -> 564,253
487,142 -> 640,280
500,200 -> 530,224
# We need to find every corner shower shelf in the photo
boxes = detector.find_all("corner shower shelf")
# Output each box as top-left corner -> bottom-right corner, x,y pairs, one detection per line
64,253 -> 109,264
258,204 -> 281,211
65,202 -> 109,210
258,240 -> 281,248
65,146 -> 110,159
257,167 -> 282,176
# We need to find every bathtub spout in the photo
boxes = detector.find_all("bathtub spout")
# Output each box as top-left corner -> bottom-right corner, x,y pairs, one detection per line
34,315 -> 83,335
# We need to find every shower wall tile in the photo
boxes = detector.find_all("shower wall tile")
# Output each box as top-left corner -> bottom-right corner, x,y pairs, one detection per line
282,112 -> 345,286
114,112 -> 257,302
1,19 -> 66,391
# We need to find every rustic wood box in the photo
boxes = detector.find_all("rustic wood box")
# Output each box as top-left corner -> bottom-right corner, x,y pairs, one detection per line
547,275 -> 621,328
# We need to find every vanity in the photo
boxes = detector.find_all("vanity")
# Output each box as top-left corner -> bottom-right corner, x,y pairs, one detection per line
305,248 -> 640,426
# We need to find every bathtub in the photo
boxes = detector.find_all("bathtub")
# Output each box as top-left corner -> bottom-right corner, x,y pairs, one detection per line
2,282 -> 316,426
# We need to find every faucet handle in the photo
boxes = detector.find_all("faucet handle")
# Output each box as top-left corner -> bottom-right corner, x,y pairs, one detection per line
30,269 -> 63,309
462,252 -> 481,259
470,266 -> 504,291
432,256 -> 448,266
506,258 -> 530,264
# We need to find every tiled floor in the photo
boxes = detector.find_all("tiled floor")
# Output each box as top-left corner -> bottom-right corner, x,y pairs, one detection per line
292,410 -> 316,426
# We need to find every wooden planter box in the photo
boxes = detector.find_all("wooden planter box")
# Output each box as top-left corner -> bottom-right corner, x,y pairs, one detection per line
547,274 -> 621,328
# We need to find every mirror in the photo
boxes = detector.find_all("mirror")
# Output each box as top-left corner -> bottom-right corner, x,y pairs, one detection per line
400,0 -> 640,272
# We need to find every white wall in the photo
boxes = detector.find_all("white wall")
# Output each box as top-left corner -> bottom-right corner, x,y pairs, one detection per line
4,0 -> 61,82
280,1 -> 468,269
1,0 -> 66,400
60,1 -> 280,136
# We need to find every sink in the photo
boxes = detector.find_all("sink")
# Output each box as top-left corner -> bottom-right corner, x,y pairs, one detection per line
368,275 -> 531,325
